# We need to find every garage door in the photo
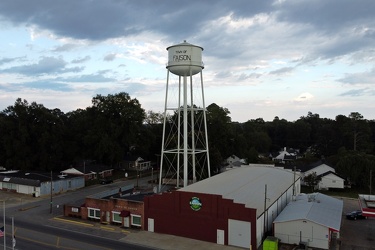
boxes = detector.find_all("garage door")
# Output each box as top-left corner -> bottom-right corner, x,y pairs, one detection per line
228,219 -> 251,248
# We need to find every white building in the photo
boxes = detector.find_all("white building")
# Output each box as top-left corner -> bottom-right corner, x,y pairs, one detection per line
317,171 -> 344,190
300,161 -> 345,190
273,193 -> 343,250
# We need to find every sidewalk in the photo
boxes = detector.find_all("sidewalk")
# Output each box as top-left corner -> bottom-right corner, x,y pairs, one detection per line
52,216 -> 241,250
2,191 -> 242,250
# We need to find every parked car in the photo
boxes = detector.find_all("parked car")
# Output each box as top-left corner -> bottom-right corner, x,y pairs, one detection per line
100,179 -> 113,185
346,210 -> 366,220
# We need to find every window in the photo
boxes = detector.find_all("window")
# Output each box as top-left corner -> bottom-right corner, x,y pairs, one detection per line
131,214 -> 141,227
112,211 -> 121,223
88,208 -> 100,219
332,180 -> 336,183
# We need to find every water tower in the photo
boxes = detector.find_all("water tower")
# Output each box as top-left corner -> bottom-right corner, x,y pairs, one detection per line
158,41 -> 211,190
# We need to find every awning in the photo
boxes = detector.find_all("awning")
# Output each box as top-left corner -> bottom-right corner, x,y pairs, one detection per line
120,210 -> 130,217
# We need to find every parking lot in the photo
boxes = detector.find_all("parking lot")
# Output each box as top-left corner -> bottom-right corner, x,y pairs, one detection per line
339,198 -> 375,250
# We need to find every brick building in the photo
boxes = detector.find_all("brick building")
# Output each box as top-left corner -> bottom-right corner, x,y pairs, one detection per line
64,184 -> 152,229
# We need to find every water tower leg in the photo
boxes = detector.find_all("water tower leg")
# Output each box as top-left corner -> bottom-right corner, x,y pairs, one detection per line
201,71 -> 211,178
158,70 -> 170,192
176,76 -> 182,188
190,74 -> 196,183
183,75 -> 188,187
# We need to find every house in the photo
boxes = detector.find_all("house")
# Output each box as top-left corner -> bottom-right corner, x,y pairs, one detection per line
122,155 -> 151,171
317,171 -> 345,190
270,147 -> 300,164
0,170 -> 84,197
298,161 -> 345,190
273,193 -> 343,250
61,164 -> 114,181
144,166 -> 301,249
224,155 -> 246,169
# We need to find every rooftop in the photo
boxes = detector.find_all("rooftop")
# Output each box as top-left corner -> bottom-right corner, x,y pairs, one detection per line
273,193 -> 343,231
179,166 -> 299,217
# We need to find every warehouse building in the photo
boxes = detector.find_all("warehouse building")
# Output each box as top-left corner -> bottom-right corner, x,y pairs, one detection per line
0,170 -> 84,196
144,166 -> 300,249
273,193 -> 343,250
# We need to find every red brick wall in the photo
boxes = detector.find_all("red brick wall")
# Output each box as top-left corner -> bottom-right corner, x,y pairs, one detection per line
144,191 -> 257,249
64,198 -> 145,229
84,198 -> 145,228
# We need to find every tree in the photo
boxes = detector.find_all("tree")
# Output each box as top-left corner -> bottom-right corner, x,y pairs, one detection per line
304,172 -> 322,192
335,150 -> 375,188
144,110 -> 164,125
84,92 -> 146,165
0,98 -> 66,170
206,103 -> 233,164
348,112 -> 372,152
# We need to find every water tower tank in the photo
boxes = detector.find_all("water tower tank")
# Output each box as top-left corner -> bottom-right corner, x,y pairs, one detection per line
166,41 -> 204,76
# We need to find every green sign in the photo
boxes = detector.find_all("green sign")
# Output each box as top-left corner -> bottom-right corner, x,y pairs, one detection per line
189,197 -> 202,211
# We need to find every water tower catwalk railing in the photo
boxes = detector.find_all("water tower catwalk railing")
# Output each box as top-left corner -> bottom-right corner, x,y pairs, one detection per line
159,41 -> 211,191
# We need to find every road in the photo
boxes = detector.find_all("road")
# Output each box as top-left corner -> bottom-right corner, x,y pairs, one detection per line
0,176 -> 156,250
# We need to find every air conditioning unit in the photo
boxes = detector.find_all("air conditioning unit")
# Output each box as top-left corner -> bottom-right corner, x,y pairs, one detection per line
299,241 -> 308,250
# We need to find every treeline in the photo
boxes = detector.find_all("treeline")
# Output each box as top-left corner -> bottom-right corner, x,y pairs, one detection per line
0,92 -> 374,188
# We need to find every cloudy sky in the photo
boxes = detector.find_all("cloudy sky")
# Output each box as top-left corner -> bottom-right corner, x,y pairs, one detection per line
0,0 -> 374,122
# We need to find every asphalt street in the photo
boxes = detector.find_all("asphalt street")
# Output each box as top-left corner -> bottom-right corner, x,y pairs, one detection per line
3,178 -> 372,250
0,178 -> 239,250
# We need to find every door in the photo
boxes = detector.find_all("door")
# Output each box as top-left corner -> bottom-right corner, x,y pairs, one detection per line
124,217 -> 130,227
217,229 -> 225,245
106,211 -> 110,223
228,219 -> 251,248
148,218 -> 154,232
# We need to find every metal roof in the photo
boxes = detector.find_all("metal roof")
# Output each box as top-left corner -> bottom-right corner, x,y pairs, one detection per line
0,170 -> 79,187
178,166 -> 298,217
273,193 -> 343,231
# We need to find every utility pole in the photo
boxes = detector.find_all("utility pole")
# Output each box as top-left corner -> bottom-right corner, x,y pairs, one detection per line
12,217 -> 15,250
50,171 -> 53,214
370,170 -> 372,195
2,200 -> 5,250
293,166 -> 296,196
263,184 -> 267,239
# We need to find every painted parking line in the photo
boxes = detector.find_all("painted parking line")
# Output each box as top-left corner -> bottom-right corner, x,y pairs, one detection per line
100,225 -> 115,231
52,217 -> 131,234
52,217 -> 94,227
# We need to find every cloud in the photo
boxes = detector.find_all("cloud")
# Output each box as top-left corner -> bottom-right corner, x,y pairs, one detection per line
0,57 -> 83,76
0,1 -> 374,121
269,67 -> 294,76
339,88 -> 375,97
293,92 -> 314,102
19,80 -> 73,91
51,43 -> 81,52
71,56 -> 91,64
0,56 -> 26,66
62,73 -> 116,83
338,68 -> 375,85
104,53 -> 117,62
